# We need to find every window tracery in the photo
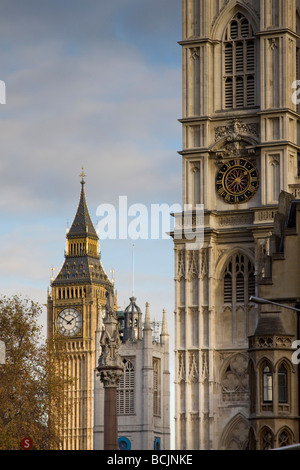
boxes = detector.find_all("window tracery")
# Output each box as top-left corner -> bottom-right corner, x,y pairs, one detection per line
117,358 -> 135,415
223,13 -> 256,109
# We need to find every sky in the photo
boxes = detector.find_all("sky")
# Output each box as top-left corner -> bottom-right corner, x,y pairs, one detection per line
0,0 -> 182,321
0,0 -> 182,443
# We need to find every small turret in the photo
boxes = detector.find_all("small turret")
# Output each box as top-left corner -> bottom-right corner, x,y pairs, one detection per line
123,296 -> 143,342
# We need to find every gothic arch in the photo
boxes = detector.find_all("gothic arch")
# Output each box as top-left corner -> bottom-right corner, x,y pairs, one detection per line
220,352 -> 249,400
274,357 -> 294,373
219,413 -> 250,450
276,426 -> 295,448
216,246 -> 254,279
211,0 -> 259,41
259,426 -> 274,450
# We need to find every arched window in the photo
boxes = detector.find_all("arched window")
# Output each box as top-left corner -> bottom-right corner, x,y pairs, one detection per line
223,253 -> 255,304
223,13 -> 256,109
263,365 -> 273,403
278,428 -> 293,448
278,363 -> 288,404
261,427 -> 274,450
117,358 -> 135,415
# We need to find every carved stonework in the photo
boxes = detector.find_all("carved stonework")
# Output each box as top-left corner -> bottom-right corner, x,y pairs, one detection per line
221,353 -> 249,402
200,248 -> 209,280
249,335 -> 294,350
177,250 -> 185,280
99,368 -> 123,388
188,351 -> 199,383
97,291 -> 123,388
187,250 -> 199,280
190,47 -> 199,60
178,351 -> 186,383
200,350 -> 209,382
212,119 -> 259,163
215,119 -> 259,141
217,213 -> 253,227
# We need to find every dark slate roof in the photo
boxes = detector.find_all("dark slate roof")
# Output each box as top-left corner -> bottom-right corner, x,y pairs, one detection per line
254,314 -> 287,336
52,255 -> 111,287
67,181 -> 98,239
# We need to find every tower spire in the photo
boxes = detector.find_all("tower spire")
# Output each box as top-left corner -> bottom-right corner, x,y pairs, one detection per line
67,167 -> 97,239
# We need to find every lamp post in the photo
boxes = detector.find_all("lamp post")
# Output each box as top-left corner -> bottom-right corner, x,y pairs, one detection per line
250,296 -> 300,313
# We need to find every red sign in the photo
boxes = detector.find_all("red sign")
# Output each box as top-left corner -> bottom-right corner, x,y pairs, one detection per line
20,437 -> 33,450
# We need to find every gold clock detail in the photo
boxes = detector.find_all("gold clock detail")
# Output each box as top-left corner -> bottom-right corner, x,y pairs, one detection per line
216,158 -> 259,204
57,308 -> 82,337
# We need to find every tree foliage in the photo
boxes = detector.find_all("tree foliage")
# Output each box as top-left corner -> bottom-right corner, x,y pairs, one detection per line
0,295 -> 72,450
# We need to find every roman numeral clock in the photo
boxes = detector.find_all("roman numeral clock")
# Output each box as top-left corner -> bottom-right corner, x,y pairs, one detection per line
216,158 -> 259,204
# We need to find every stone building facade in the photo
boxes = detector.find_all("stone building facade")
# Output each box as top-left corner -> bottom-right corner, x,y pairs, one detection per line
174,0 -> 300,450
94,299 -> 170,451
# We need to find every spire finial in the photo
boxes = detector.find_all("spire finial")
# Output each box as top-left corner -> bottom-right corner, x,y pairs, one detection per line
80,166 -> 86,185
144,302 -> 151,330
161,308 -> 168,335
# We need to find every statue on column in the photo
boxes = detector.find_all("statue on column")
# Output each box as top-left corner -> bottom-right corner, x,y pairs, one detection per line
96,290 -> 123,450
97,290 -> 123,385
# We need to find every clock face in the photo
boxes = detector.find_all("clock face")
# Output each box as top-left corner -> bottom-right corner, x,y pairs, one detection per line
216,158 -> 259,204
57,308 -> 82,337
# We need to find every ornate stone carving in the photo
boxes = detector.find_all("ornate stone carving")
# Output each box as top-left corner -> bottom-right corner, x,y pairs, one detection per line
213,119 -> 259,162
177,250 -> 185,280
249,335 -> 294,350
99,369 -> 123,388
215,119 -> 259,141
178,351 -> 186,383
221,353 -> 249,402
97,291 -> 123,388
188,351 -> 199,383
187,250 -> 199,280
200,350 -> 209,382
190,47 -> 199,60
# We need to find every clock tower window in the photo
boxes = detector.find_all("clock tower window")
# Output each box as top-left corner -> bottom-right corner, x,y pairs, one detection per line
223,13 -> 256,109
223,254 -> 255,304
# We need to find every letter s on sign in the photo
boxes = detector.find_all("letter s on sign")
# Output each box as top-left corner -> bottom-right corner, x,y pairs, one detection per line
21,437 -> 33,450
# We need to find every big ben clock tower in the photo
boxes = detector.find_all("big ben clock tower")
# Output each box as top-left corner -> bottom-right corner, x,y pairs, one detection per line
174,0 -> 300,450
47,169 -> 114,450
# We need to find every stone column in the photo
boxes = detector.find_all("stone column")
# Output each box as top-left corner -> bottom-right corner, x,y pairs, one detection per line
97,291 -> 123,450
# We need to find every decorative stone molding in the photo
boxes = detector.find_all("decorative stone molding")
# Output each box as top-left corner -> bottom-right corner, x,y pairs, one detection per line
98,367 -> 123,388
190,47 -> 199,60
217,213 -> 253,227
249,335 -> 294,350
178,351 -> 186,383
188,351 -> 199,383
215,120 -> 259,141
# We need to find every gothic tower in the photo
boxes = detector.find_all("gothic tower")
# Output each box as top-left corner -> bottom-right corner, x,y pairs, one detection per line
47,169 -> 113,450
174,0 -> 300,450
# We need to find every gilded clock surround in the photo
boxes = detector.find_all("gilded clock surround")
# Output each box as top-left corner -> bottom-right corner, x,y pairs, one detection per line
216,158 -> 259,204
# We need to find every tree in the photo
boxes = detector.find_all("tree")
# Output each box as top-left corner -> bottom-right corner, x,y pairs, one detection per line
0,295 -> 72,450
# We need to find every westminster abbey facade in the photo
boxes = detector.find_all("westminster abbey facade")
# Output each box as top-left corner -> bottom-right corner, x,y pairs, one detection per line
174,0 -> 300,450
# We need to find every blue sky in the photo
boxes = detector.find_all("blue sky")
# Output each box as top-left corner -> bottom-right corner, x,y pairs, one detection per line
0,0 -> 182,449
